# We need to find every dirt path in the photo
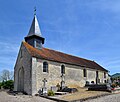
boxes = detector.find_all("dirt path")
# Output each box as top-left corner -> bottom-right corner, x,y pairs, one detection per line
0,91 -> 54,102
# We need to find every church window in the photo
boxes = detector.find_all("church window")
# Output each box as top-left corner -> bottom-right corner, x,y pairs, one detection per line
83,69 -> 87,77
96,71 -> 99,78
43,62 -> 48,72
61,65 -> 65,74
104,72 -> 106,78
104,80 -> 107,83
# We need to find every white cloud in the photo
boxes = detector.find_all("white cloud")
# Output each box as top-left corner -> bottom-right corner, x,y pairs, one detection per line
0,41 -> 19,53
0,41 -> 19,71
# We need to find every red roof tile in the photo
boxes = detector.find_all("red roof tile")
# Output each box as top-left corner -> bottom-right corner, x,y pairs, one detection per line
23,42 -> 108,72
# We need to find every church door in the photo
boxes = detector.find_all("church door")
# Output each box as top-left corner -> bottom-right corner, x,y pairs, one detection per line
18,67 -> 24,92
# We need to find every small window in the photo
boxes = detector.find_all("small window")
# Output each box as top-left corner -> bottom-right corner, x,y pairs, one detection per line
43,62 -> 48,72
104,80 -> 107,83
104,72 -> 106,78
36,40 -> 42,49
98,79 -> 100,83
96,71 -> 99,78
83,69 -> 87,77
61,65 -> 65,74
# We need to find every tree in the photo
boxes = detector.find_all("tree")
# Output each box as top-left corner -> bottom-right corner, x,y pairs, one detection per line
2,80 -> 14,90
0,80 -> 14,90
0,70 -> 14,81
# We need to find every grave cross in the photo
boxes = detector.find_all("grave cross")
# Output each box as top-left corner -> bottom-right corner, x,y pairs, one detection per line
61,74 -> 65,89
42,78 -> 47,88
42,78 -> 47,96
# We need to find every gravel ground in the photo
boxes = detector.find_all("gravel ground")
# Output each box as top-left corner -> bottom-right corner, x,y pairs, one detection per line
84,93 -> 120,102
0,91 -> 55,102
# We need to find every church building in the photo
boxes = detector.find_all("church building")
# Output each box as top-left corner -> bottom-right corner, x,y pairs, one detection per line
14,13 -> 109,95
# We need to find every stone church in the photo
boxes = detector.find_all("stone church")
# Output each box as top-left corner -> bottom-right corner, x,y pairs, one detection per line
14,13 -> 109,95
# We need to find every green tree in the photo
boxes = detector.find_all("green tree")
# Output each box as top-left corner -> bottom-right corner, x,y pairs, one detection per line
2,80 -> 14,90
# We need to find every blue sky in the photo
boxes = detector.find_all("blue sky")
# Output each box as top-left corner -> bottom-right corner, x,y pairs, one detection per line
0,0 -> 120,75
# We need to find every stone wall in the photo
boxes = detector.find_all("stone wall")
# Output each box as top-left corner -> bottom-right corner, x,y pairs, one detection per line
14,42 -> 32,95
32,58 -> 109,94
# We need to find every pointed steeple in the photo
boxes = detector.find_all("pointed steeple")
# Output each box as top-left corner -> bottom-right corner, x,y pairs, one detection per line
27,15 -> 42,37
25,8 -> 45,49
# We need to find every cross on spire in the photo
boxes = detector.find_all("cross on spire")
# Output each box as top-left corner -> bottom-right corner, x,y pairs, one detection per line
27,7 -> 42,37
34,7 -> 36,16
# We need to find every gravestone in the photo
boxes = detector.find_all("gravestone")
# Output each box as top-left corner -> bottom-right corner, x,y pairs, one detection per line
51,86 -> 58,92
56,83 -> 60,91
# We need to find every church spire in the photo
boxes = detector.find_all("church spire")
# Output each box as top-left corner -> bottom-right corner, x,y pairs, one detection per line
27,8 -> 42,37
25,8 -> 45,49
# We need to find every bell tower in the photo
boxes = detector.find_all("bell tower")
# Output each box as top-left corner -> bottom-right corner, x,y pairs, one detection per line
24,9 -> 45,49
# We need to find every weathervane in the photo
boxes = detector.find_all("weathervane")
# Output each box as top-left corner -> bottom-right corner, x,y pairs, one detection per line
34,6 -> 36,15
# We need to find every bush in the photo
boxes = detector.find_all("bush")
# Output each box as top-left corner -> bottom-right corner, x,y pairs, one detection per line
115,82 -> 120,87
0,82 -> 2,89
111,83 -> 117,88
1,80 -> 14,90
47,90 -> 55,96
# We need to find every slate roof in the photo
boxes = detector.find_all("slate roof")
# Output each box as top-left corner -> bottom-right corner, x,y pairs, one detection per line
27,15 -> 42,37
23,41 -> 108,72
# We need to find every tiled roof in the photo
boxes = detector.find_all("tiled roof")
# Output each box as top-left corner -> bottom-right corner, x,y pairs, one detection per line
23,41 -> 108,72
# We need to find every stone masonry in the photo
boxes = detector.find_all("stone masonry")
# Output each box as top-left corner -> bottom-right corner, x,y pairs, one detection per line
14,42 -> 32,95
33,57 -> 109,95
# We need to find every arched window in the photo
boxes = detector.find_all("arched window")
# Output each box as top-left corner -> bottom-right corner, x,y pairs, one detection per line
104,72 -> 106,78
83,69 -> 87,77
43,62 -> 48,72
96,71 -> 99,78
61,65 -> 65,74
